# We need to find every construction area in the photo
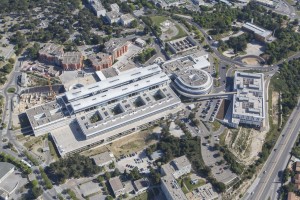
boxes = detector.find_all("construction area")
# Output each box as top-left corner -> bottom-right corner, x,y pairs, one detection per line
220,127 -> 265,166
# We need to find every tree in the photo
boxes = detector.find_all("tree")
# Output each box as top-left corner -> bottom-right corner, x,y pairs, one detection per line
113,168 -> 120,177
7,142 -> 13,149
129,167 -> 141,180
105,196 -> 114,200
131,19 -> 138,28
150,167 -> 161,184
32,186 -> 43,198
27,43 -> 40,59
108,161 -> 115,169
97,175 -> 104,182
104,172 -> 111,180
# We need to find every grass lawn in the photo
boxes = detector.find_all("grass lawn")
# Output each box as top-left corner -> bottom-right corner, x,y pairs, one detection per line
132,191 -> 154,200
7,87 -> 15,93
212,120 -> 221,132
219,130 -> 228,146
150,15 -> 169,26
168,24 -> 187,41
182,177 -> 205,191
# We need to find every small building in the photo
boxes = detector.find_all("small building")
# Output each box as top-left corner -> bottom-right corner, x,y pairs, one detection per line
187,183 -> 218,200
295,174 -> 300,190
88,53 -> 113,71
120,14 -> 135,26
253,0 -> 276,8
38,43 -> 64,66
160,156 -> 191,200
167,36 -> 197,54
91,151 -> 114,167
242,22 -> 272,42
104,39 -> 130,61
133,178 -> 149,194
106,11 -> 121,24
161,174 -> 188,200
0,162 -> 14,183
110,3 -> 120,12
60,52 -> 83,70
288,192 -> 300,200
88,0 -> 106,17
109,176 -> 125,198
135,38 -> 147,47
295,162 -> 300,172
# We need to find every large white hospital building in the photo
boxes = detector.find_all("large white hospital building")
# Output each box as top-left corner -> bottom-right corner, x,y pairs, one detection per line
26,65 -> 182,156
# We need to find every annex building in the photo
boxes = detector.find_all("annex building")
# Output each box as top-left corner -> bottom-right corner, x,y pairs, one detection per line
223,72 -> 265,128
242,22 -> 272,42
25,65 -> 182,156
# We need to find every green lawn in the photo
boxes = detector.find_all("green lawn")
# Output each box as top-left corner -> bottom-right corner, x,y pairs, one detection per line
169,24 -> 187,41
132,191 -> 154,200
7,87 -> 15,93
183,177 -> 205,191
150,16 -> 169,26
212,120 -> 221,132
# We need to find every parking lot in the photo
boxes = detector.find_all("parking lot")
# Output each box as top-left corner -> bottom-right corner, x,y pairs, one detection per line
201,136 -> 237,184
116,150 -> 154,174
196,99 -> 222,122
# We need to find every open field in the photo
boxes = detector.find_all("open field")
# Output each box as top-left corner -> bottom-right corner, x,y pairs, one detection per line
81,128 -> 159,157
150,16 -> 169,26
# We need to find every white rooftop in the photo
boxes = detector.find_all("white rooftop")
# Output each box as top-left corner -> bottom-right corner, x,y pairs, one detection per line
65,64 -> 161,102
233,72 -> 265,119
70,72 -> 170,113
243,22 -> 272,38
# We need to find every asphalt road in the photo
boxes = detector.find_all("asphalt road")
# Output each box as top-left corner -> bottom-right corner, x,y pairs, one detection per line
244,100 -> 300,200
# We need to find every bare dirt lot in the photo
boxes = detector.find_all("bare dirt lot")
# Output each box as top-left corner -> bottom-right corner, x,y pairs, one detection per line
241,57 -> 259,65
81,128 -> 159,158
223,127 -> 266,166
271,91 -> 280,126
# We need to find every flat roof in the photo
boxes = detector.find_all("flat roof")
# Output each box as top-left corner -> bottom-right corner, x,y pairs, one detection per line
61,52 -> 82,65
89,0 -> 105,11
161,174 -> 188,200
51,92 -> 181,156
191,183 -> 218,200
120,13 -> 135,22
162,54 -> 210,73
109,177 -> 124,193
65,64 -> 161,102
91,152 -> 114,166
243,22 -> 272,38
70,72 -> 170,113
0,162 -> 14,180
172,155 -> 191,170
233,71 -> 265,119
25,101 -> 67,129
177,69 -> 210,87
104,38 -> 130,53
76,86 -> 179,138
39,43 -> 63,57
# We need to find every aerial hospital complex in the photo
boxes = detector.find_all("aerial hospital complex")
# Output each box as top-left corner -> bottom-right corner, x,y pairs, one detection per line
25,54 -> 264,157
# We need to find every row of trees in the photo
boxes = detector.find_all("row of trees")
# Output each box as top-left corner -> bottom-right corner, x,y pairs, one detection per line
272,58 -> 300,116
0,152 -> 32,174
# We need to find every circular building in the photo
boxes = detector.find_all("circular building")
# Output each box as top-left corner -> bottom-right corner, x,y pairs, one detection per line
172,69 -> 213,98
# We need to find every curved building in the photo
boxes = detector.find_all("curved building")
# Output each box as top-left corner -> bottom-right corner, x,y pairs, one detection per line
172,68 -> 213,98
